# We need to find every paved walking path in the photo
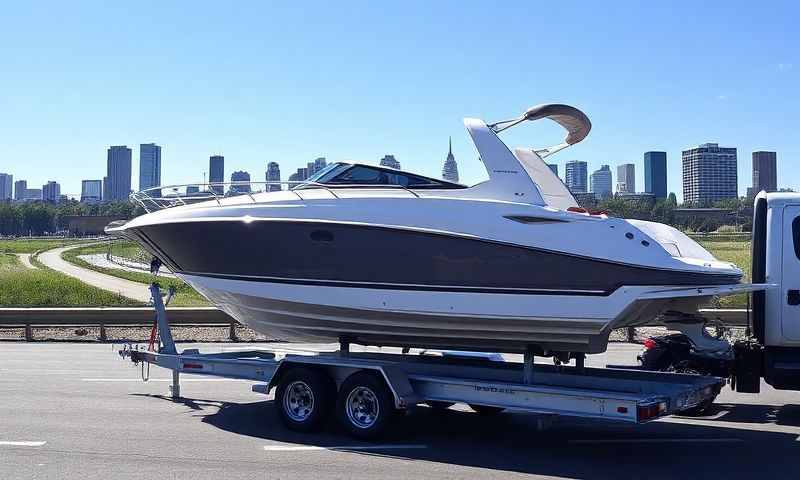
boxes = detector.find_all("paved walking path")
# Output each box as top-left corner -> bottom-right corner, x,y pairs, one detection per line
37,245 -> 152,303
78,253 -> 176,278
15,253 -> 37,269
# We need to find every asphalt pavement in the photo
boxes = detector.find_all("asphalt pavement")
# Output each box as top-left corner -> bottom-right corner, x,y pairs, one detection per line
0,342 -> 798,480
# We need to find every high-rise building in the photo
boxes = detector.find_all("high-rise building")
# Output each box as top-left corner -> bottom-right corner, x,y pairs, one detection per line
230,171 -> 251,194
547,164 -> 559,178
682,143 -> 738,204
313,157 -> 327,175
590,165 -> 613,200
442,138 -> 459,183
266,162 -> 281,192
379,155 -> 401,170
14,180 -> 27,201
752,151 -> 777,194
209,155 -> 225,194
42,181 -> 60,203
565,160 -> 588,193
81,180 -> 103,203
616,163 -> 636,194
139,143 -> 162,192
24,188 -> 42,201
0,173 -> 12,200
106,146 -> 132,201
644,152 -> 667,199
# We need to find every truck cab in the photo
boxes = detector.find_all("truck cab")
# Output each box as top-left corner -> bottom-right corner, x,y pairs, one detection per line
746,191 -> 800,391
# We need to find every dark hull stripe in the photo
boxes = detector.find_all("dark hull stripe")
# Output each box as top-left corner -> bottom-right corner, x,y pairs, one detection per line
127,219 -> 742,295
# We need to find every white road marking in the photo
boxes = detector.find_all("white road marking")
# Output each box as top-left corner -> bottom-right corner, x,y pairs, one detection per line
0,441 -> 46,447
568,438 -> 743,444
81,378 -> 245,382
263,444 -> 427,452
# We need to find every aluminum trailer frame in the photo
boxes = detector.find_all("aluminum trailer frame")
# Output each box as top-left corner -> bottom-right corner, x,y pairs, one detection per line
118,284 -> 725,436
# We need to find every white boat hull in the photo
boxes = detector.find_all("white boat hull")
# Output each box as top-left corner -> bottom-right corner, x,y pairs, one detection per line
180,273 -> 750,353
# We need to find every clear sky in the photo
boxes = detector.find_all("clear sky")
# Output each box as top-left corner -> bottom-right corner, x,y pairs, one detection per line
1,1 -> 796,200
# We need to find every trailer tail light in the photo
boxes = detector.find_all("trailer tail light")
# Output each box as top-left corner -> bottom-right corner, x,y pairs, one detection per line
643,338 -> 657,350
637,401 -> 667,422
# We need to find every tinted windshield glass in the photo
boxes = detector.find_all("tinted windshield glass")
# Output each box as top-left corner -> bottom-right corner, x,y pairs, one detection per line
305,162 -> 351,183
327,165 -> 446,187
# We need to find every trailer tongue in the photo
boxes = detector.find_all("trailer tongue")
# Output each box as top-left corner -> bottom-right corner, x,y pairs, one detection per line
118,284 -> 723,439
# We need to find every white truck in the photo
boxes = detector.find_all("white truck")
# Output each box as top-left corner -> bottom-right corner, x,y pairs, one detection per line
118,191 -> 800,439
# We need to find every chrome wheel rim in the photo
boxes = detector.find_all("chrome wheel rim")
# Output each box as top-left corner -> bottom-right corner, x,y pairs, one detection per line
345,386 -> 380,429
283,380 -> 315,422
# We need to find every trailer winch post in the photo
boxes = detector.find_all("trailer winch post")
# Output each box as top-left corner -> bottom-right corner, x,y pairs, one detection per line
149,283 -> 176,355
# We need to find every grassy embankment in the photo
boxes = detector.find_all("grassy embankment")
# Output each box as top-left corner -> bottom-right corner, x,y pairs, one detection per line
0,238 -> 80,254
695,236 -> 751,308
60,241 -> 209,306
0,250 -> 141,307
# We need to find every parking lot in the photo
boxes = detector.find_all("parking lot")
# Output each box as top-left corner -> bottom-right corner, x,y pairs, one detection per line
1,342 -> 798,480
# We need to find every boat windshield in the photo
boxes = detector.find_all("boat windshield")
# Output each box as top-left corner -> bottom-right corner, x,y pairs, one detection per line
306,162 -> 351,183
305,162 -> 464,189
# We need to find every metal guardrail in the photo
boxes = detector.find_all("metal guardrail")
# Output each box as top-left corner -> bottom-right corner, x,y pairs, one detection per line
0,307 -> 239,341
697,308 -> 748,326
0,308 -> 749,343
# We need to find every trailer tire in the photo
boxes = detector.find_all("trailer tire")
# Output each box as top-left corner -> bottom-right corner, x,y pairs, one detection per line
469,404 -> 505,415
336,371 -> 397,439
275,367 -> 335,433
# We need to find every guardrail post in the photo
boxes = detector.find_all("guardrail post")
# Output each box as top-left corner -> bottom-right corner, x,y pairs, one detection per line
229,322 -> 238,341
99,324 -> 107,342
24,324 -> 33,342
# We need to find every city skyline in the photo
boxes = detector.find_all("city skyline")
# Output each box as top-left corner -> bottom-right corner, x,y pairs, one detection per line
2,140 -> 783,204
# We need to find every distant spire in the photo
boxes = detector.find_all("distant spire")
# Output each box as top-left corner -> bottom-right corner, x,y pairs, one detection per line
448,136 -> 452,156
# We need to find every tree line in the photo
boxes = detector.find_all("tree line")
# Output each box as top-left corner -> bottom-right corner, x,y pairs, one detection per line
0,201 -> 144,236
584,194 -> 754,233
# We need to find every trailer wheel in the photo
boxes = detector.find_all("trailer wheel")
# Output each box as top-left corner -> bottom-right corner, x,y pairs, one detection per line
275,367 -> 335,433
336,371 -> 396,439
469,404 -> 505,415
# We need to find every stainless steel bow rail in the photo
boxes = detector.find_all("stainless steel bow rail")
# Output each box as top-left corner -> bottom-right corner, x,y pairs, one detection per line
116,283 -> 725,439
130,180 -> 421,213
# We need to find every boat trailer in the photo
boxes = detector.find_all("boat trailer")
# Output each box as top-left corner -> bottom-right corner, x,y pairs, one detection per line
118,284 -> 724,439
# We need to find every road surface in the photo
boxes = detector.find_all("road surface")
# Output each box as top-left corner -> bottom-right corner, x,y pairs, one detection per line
0,342 -> 797,480
37,245 -> 151,302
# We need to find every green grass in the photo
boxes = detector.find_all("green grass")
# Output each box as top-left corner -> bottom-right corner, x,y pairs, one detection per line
0,253 -> 143,307
109,240 -> 147,262
0,238 -> 81,254
61,244 -> 209,306
697,238 -> 751,308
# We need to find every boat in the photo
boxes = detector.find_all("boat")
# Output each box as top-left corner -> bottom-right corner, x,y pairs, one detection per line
107,103 -> 744,354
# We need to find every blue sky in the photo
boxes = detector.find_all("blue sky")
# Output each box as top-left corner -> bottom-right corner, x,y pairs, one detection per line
0,1 -> 796,200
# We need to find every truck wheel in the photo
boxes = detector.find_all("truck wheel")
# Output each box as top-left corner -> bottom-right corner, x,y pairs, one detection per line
336,371 -> 396,439
469,404 -> 505,415
275,367 -> 335,433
